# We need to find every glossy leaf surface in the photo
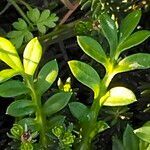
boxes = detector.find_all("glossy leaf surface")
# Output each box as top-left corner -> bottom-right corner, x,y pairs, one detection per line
23,37 -> 42,75
68,60 -> 100,98
43,92 -> 72,116
103,87 -> 136,106
119,10 -> 141,42
134,125 -> 150,143
0,37 -> 23,70
99,13 -> 118,56
35,60 -> 58,95
116,30 -> 150,58
69,102 -> 90,122
117,53 -> 150,73
77,36 -> 107,67
6,100 -> 35,117
0,69 -> 19,83
0,80 -> 29,97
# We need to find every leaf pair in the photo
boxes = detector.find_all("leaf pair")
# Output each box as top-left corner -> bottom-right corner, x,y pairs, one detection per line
0,37 -> 42,81
6,92 -> 72,118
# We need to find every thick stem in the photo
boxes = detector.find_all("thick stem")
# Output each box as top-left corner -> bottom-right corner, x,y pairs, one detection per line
25,77 -> 47,147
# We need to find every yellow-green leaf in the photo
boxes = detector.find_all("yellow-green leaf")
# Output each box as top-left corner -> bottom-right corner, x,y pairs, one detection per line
116,53 -> 150,73
119,10 -> 141,43
23,37 -> 42,75
102,87 -> 136,106
0,69 -> 19,83
35,59 -> 58,95
68,60 -> 100,99
0,37 -> 23,70
77,36 -> 107,67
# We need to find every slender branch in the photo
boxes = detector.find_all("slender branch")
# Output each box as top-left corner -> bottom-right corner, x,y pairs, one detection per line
60,0 -> 75,10
0,3 -> 11,15
17,0 -> 32,10
60,2 -> 80,25
7,0 -> 34,29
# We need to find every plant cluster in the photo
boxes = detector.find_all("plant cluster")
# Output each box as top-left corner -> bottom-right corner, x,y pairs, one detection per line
0,0 -> 150,150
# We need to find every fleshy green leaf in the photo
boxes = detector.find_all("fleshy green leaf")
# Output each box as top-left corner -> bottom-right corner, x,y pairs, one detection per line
116,53 -> 150,73
23,37 -> 42,76
103,87 -> 136,106
68,60 -> 100,98
69,102 -> 90,122
116,30 -> 150,59
119,10 -> 141,43
35,59 -> 58,95
0,80 -> 29,97
98,13 -> 118,57
77,36 -> 107,67
0,69 -> 19,83
134,125 -> 150,143
123,124 -> 139,150
6,100 -> 35,117
43,92 -> 72,116
0,37 -> 23,70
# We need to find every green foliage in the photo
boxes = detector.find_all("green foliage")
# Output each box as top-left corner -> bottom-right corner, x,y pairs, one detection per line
123,124 -> 139,150
69,102 -> 90,122
134,122 -> 150,143
35,60 -> 58,95
52,123 -> 75,149
7,18 -> 33,49
68,60 -> 100,99
0,69 -> 19,83
68,10 -> 150,148
77,36 -> 107,67
27,8 -> 59,34
98,13 -> 118,56
7,8 -> 58,49
23,37 -> 42,76
0,37 -> 23,70
43,92 -> 72,116
0,80 -> 29,97
102,87 -> 137,106
0,37 -> 71,148
6,100 -> 35,117
112,125 -> 139,150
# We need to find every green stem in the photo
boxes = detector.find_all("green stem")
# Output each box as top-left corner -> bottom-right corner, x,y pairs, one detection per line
8,0 -> 34,29
25,76 -> 47,147
78,72 -> 115,149
17,0 -> 32,10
